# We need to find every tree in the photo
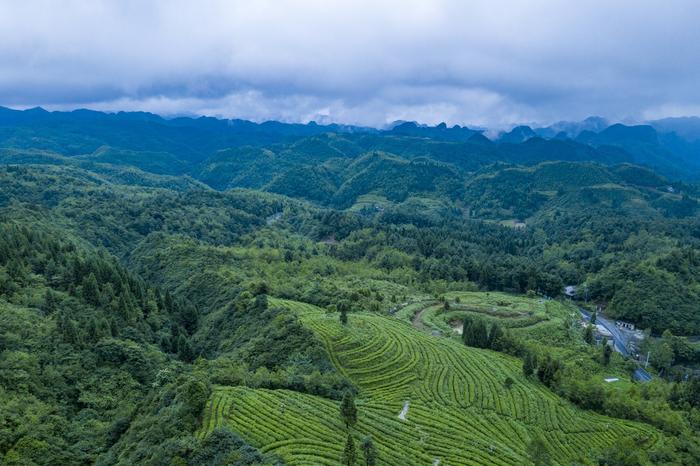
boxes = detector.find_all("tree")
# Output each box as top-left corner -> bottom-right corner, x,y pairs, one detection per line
341,434 -> 357,465
118,290 -> 138,322
189,427 -> 264,465
142,289 -> 158,316
87,318 -> 100,342
361,436 -> 378,466
164,290 -> 175,312
250,280 -> 269,295
537,355 -> 561,387
176,374 -> 211,417
82,273 -> 101,306
591,310 -> 597,325
683,377 -> 700,409
177,334 -> 194,362
178,303 -> 199,334
108,317 -> 120,337
523,352 -> 537,377
41,289 -> 59,314
59,313 -> 81,346
340,390 -> 357,428
6,258 -> 28,284
504,377 -> 514,389
462,317 -> 473,345
473,319 -> 489,348
338,300 -> 350,325
653,340 -> 674,373
487,322 -> 505,351
463,317 -> 489,348
598,437 -> 649,465
602,343 -> 612,365
583,324 -> 593,344
527,434 -> 551,466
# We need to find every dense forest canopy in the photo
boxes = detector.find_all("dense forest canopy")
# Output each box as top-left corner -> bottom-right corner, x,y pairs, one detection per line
1,108 -> 699,334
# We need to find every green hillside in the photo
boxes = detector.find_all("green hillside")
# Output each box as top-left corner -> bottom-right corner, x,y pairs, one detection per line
200,299 -> 658,465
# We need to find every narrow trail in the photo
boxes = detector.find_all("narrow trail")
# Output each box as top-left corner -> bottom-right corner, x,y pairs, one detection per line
398,401 -> 410,421
411,307 -> 428,330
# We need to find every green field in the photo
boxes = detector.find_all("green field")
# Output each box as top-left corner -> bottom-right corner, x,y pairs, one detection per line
404,292 -> 575,343
441,291 -> 570,325
199,298 -> 659,465
410,292 -> 636,391
347,194 -> 392,212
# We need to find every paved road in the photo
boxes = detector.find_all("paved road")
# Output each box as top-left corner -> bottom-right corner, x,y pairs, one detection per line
634,368 -> 653,382
596,313 -> 629,356
579,307 -> 653,382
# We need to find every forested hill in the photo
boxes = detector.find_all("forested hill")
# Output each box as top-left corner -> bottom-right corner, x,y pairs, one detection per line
1,109 -> 700,464
1,108 -> 699,334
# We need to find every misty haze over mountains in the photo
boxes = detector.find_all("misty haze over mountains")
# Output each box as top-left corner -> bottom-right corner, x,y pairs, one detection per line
3,106 -> 700,181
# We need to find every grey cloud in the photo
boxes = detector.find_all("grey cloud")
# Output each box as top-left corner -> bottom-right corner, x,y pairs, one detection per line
1,0 -> 699,128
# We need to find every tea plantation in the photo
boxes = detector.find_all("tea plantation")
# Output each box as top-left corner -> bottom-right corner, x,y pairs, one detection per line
199,299 -> 658,465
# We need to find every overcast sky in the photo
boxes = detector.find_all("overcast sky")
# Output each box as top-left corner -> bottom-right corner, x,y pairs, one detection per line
1,0 -> 699,128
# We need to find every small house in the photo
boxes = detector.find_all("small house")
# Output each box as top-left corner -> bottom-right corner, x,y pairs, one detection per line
615,320 -> 635,330
564,285 -> 577,297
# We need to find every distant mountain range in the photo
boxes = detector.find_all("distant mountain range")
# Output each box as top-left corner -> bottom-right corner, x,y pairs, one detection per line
1,106 -> 700,181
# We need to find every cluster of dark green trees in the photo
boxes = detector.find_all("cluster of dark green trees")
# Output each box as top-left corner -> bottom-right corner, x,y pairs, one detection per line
338,391 -> 377,466
0,220 -> 339,464
461,315 -> 514,352
0,223 -> 199,361
0,224 -> 220,464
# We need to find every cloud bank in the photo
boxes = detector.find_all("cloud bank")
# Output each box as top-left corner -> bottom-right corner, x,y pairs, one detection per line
1,0 -> 699,127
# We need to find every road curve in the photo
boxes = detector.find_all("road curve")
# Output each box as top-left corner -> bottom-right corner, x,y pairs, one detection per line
578,307 -> 652,382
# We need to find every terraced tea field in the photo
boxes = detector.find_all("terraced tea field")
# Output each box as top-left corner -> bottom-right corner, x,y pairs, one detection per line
410,292 -> 576,344
199,298 -> 659,465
